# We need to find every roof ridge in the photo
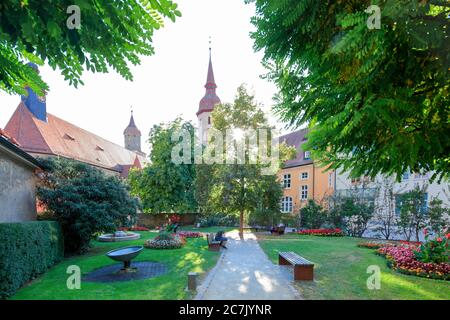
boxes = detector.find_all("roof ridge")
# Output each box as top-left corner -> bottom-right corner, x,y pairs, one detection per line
46,112 -> 138,151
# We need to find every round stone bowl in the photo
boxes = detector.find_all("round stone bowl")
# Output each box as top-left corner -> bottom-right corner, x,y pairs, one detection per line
97,231 -> 141,242
106,246 -> 143,270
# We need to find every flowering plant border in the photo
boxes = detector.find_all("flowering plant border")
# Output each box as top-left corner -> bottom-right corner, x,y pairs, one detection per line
377,244 -> 449,281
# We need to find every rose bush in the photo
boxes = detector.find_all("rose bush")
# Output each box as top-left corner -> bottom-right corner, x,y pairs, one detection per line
414,230 -> 449,264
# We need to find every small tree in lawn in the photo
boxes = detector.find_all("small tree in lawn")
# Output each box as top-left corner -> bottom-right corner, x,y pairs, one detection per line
326,180 -> 374,236
340,197 -> 373,237
300,200 -> 325,229
37,157 -> 139,254
396,185 -> 428,242
427,197 -> 450,235
373,179 -> 398,240
249,174 -> 284,227
208,84 -> 295,237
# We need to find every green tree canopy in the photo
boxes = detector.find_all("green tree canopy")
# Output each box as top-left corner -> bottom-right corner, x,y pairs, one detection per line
129,118 -> 198,214
248,0 -> 449,181
0,0 -> 181,95
203,84 -> 295,236
37,157 -> 139,254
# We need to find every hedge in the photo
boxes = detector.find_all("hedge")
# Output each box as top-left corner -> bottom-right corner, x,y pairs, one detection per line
0,221 -> 64,299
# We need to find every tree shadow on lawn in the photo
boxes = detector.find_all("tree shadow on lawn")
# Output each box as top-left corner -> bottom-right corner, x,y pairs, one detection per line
10,233 -> 221,300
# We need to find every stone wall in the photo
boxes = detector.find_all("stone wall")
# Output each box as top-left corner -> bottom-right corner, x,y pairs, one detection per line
0,151 -> 37,223
137,213 -> 198,228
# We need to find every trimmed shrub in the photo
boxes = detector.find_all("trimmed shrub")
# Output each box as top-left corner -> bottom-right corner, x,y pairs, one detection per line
0,221 -> 64,299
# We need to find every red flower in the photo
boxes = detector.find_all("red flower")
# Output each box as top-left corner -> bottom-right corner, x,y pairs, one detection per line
437,237 -> 443,242
446,233 -> 450,240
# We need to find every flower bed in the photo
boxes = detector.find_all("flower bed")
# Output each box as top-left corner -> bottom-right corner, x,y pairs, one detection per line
144,233 -> 185,249
298,228 -> 344,237
358,241 -> 395,249
178,231 -> 202,238
377,245 -> 450,281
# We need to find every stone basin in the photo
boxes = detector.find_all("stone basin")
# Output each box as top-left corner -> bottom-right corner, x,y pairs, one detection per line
97,231 -> 141,242
106,246 -> 143,270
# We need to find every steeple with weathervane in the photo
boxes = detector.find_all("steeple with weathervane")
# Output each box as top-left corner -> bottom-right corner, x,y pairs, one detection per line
197,39 -> 221,144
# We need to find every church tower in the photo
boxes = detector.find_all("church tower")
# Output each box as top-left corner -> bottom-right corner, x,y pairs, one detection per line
124,110 -> 142,153
197,48 -> 221,144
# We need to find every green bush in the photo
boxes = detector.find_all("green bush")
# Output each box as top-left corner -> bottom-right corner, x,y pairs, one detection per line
300,200 -> 325,229
0,221 -> 64,299
197,212 -> 238,227
37,157 -> 139,254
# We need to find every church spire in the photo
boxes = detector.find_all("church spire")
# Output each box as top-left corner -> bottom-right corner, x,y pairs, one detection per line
124,109 -> 142,153
197,46 -> 221,116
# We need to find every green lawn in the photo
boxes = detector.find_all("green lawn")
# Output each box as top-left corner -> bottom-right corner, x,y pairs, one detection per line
257,234 -> 450,300
11,230 -> 221,300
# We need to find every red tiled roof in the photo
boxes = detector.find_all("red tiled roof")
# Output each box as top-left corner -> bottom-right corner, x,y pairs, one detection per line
5,102 -> 146,175
119,156 -> 142,178
279,128 -> 313,168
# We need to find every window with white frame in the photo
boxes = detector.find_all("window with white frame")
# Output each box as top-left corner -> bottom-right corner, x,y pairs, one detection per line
304,151 -> 311,160
301,172 -> 308,180
283,174 -> 291,188
281,197 -> 293,213
300,185 -> 308,200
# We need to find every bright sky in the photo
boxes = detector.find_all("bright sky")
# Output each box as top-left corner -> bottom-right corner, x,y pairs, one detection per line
0,0 -> 293,155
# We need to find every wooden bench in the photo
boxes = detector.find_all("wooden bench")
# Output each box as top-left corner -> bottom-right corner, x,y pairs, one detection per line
207,233 -> 221,251
271,226 -> 285,235
278,251 -> 314,280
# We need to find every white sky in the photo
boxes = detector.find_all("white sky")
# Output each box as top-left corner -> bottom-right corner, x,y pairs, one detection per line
0,0 -> 295,155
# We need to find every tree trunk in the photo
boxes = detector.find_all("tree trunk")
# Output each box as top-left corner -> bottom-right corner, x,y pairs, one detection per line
239,209 -> 244,238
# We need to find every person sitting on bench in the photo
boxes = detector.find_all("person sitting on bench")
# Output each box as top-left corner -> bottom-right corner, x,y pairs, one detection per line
215,230 -> 228,249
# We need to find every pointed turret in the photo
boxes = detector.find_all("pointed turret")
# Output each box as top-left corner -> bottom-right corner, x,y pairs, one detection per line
124,110 -> 142,152
197,47 -> 221,144
197,49 -> 221,116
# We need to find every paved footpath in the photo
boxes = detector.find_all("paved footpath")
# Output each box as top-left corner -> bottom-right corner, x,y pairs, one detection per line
195,231 -> 301,300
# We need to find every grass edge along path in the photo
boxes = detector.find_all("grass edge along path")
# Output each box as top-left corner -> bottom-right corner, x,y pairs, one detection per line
256,234 -> 450,300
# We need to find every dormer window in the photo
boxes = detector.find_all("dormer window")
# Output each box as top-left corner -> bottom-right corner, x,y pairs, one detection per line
63,133 -> 75,141
96,145 -> 104,151
304,151 -> 311,160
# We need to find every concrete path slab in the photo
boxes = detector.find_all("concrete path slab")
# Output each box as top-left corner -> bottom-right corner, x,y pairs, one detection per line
195,231 -> 301,300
